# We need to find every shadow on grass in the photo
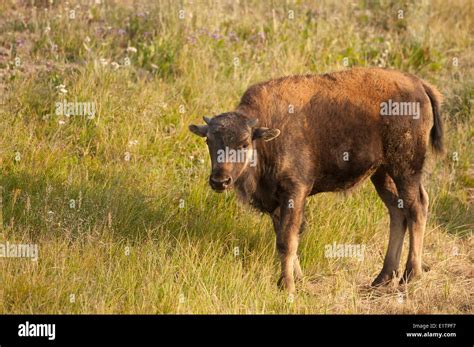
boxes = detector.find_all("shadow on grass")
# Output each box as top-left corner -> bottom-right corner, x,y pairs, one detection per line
0,170 -> 274,255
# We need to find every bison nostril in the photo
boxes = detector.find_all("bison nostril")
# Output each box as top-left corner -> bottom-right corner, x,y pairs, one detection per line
210,176 -> 232,187
210,177 -> 221,183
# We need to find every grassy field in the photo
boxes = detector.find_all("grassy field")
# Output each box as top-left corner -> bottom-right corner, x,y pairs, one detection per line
0,0 -> 472,314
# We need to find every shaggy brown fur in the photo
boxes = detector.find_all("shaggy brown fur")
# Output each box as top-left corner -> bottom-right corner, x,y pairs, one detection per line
189,67 -> 444,293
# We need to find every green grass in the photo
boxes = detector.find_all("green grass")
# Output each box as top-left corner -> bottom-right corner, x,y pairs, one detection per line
0,0 -> 472,313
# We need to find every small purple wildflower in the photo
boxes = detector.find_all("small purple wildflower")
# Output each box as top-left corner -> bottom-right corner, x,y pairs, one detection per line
228,31 -> 239,42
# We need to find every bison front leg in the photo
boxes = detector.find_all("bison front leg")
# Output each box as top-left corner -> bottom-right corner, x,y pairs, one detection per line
274,192 -> 306,294
271,207 -> 304,283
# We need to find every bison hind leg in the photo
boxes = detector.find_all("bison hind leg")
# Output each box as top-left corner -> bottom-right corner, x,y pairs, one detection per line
370,168 -> 407,287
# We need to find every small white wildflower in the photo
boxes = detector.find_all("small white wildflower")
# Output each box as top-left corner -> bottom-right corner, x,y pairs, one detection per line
56,84 -> 68,94
100,58 -> 108,66
126,46 -> 137,53
128,140 -> 138,147
58,120 -> 66,125
84,36 -> 91,43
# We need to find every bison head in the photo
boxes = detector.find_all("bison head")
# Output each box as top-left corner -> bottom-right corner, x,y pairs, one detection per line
189,112 -> 280,192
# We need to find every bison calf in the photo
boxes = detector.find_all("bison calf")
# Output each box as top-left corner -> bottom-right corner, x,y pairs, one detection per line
189,68 -> 443,294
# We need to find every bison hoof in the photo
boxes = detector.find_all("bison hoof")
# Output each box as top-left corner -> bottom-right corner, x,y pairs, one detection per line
277,275 -> 296,294
371,271 -> 396,287
399,268 -> 423,285
277,275 -> 284,289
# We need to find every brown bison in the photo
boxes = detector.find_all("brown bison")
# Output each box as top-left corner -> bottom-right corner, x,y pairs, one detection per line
189,67 -> 443,294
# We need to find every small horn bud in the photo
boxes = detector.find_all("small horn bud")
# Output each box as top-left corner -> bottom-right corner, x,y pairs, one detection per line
246,118 -> 259,127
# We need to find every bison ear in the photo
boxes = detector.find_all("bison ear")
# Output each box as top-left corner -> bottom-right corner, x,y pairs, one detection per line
253,127 -> 280,141
189,124 -> 208,137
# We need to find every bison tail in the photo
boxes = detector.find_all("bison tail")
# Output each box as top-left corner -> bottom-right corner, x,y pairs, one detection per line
422,81 -> 444,154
